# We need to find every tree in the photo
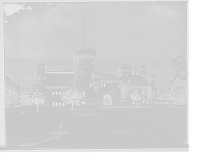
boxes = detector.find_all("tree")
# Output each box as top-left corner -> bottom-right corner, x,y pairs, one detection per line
19,87 -> 32,105
169,54 -> 187,104
130,90 -> 141,108
62,87 -> 83,110
4,76 -> 20,108
29,88 -> 46,111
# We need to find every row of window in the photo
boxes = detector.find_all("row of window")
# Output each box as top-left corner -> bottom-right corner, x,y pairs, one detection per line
77,61 -> 94,64
52,102 -> 67,106
52,92 -> 64,95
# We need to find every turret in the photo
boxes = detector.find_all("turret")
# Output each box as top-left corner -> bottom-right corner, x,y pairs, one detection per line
147,74 -> 157,102
34,63 -> 47,91
132,66 -> 140,75
118,64 -> 132,83
138,65 -> 147,76
92,70 -> 101,91
35,63 -> 46,81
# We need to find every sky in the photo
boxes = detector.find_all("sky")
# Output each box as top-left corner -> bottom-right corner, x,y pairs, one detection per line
4,2 -> 187,90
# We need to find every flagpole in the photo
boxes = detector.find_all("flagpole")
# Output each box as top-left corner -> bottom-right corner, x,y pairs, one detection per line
83,14 -> 85,47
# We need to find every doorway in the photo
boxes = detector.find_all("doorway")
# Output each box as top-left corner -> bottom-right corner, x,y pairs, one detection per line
103,94 -> 113,105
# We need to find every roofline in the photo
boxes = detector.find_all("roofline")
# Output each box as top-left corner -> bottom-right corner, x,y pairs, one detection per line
47,71 -> 74,74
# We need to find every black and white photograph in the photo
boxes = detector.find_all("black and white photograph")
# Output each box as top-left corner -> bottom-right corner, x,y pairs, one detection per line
1,0 -> 188,151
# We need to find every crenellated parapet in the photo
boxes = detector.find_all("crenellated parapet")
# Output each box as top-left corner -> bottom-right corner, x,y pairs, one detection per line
121,83 -> 141,88
118,64 -> 132,72
47,71 -> 74,74
36,63 -> 45,68
100,72 -> 121,83
146,74 -> 156,80
73,47 -> 96,61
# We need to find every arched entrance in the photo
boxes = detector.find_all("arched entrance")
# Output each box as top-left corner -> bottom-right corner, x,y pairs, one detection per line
103,94 -> 113,105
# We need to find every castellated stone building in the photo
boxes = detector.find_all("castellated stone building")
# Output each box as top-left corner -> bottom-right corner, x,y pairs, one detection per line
35,47 -> 157,106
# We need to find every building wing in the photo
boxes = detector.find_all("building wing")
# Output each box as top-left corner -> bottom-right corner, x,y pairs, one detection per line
47,71 -> 74,88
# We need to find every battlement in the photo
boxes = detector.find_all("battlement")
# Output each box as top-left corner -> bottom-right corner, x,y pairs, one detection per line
118,64 -> 132,72
36,63 -> 45,68
138,65 -> 146,70
73,47 -> 95,51
47,71 -> 74,74
73,47 -> 96,60
146,74 -> 156,80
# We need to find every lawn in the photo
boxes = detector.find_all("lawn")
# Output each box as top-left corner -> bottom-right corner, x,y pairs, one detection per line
4,106 -> 188,150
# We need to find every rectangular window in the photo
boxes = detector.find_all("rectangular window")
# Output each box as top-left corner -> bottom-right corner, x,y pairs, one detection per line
82,91 -> 85,98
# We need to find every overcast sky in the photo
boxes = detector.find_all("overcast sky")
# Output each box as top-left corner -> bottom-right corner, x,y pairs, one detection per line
4,2 -> 187,90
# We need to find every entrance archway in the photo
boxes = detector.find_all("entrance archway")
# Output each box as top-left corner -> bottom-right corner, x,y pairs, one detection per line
103,94 -> 113,105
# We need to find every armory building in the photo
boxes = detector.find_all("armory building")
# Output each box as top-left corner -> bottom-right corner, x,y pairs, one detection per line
35,47 -> 157,106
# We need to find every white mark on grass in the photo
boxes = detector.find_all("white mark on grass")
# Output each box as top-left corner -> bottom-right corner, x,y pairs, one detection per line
124,113 -> 187,115
18,120 -> 71,148
75,109 -> 141,136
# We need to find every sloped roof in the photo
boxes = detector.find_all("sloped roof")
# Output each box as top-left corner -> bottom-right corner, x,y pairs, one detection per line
47,71 -> 74,87
129,74 -> 148,85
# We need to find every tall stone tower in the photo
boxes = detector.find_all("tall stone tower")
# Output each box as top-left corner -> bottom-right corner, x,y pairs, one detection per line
35,63 -> 46,91
73,47 -> 96,99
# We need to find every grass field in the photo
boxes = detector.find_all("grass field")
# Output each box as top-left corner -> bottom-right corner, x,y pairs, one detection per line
4,106 -> 188,150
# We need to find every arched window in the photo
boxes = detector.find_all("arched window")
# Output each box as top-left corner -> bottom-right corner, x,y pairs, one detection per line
103,94 -> 113,105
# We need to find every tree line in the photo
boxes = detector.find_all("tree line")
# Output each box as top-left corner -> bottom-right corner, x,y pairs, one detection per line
156,54 -> 187,104
4,77 -> 82,111
4,53 -> 188,111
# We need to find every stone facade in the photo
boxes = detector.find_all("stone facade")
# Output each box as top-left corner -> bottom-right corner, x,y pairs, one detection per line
35,47 -> 157,106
